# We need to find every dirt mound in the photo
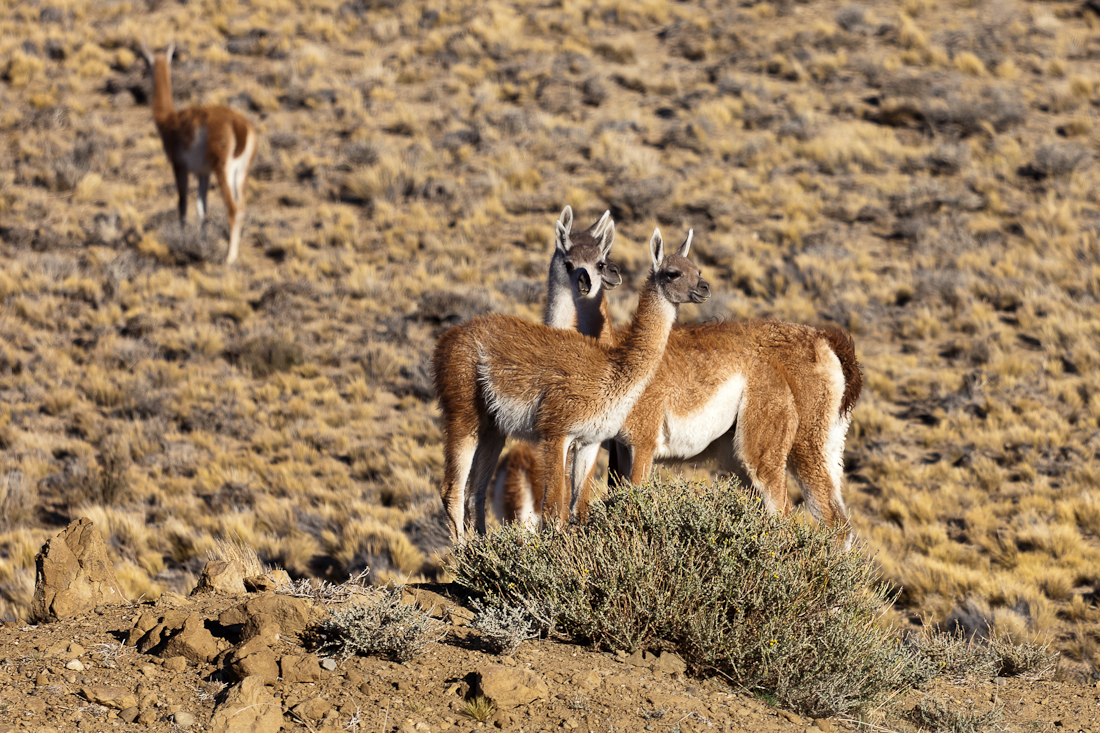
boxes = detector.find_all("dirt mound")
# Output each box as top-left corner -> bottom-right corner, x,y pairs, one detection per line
0,571 -> 1097,731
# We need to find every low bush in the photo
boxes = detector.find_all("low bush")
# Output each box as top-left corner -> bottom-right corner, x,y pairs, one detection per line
313,587 -> 444,662
909,697 -> 1003,733
448,477 -> 916,718
902,624 -> 1058,685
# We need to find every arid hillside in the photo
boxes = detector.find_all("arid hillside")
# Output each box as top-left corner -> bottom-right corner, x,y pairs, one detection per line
1,0 -> 1100,683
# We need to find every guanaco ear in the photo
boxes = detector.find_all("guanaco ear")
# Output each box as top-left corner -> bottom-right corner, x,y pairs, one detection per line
587,209 -> 611,236
675,229 -> 694,258
649,228 -> 664,271
598,220 -> 616,258
555,205 -> 574,253
140,41 -> 155,68
165,43 -> 175,64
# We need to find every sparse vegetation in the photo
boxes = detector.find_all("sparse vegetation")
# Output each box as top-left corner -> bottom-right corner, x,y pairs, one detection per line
461,696 -> 496,722
469,597 -> 539,655
0,0 -> 1097,694
909,697 -> 1004,733
449,477 -> 916,718
313,587 -> 444,663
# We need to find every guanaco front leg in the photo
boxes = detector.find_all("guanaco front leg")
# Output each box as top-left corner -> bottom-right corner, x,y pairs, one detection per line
540,435 -> 573,524
569,441 -> 602,522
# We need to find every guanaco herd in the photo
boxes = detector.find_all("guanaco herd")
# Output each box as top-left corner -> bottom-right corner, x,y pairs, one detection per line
137,44 -> 863,549
434,208 -> 863,551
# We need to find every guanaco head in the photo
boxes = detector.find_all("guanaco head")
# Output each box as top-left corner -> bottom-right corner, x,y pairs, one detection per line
649,228 -> 710,305
554,206 -> 622,301
139,41 -> 175,71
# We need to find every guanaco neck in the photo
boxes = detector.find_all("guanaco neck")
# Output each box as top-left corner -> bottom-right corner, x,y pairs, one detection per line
575,293 -> 612,346
610,277 -> 675,384
151,57 -> 177,128
545,250 -> 615,346
544,251 -> 575,331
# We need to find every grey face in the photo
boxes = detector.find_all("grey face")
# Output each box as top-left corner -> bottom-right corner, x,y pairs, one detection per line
564,236 -> 622,299
554,206 -> 621,302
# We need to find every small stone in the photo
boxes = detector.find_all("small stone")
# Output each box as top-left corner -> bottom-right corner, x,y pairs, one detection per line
779,710 -> 802,725
813,719 -> 833,733
320,658 -> 338,672
35,673 -> 48,686
346,669 -> 363,685
81,685 -> 138,711
172,712 -> 195,728
163,656 -> 188,673
68,643 -> 85,657
65,660 -> 84,672
137,708 -> 158,725
292,697 -> 332,720
120,708 -> 139,724
562,717 -> 579,729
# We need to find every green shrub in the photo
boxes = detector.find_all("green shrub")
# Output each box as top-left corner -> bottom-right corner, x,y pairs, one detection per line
313,587 -> 444,662
448,477 -> 916,718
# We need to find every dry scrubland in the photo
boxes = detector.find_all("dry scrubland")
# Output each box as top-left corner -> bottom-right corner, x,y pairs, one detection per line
1,0 -> 1100,681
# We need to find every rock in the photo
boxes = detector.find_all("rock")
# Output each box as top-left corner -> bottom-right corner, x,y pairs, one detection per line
192,560 -> 248,597
162,613 -> 226,663
82,685 -> 139,710
65,659 -> 84,671
492,709 -> 514,729
280,654 -> 321,684
779,710 -> 802,725
219,594 -> 313,639
241,613 -> 282,642
210,676 -> 283,733
30,518 -> 128,622
654,652 -> 687,675
292,698 -> 331,720
624,649 -> 659,668
129,610 -> 189,651
173,712 -> 196,728
571,670 -> 602,690
120,707 -> 139,723
813,719 -> 833,733
137,708 -> 158,725
228,638 -> 280,685
477,664 -> 549,710
244,570 -> 290,593
164,656 -> 189,673
320,657 -> 338,672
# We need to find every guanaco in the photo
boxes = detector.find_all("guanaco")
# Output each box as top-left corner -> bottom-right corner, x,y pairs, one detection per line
433,228 -> 709,542
141,42 -> 256,265
491,206 -> 621,529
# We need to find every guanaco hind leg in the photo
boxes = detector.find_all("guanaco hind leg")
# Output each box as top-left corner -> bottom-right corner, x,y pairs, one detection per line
734,372 -> 798,517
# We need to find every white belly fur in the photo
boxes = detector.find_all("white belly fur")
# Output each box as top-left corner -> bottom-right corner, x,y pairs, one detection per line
656,374 -> 747,460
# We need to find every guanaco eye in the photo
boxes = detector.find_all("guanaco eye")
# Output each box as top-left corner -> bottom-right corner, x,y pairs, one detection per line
564,262 -> 575,273
666,271 -> 681,280
597,262 -> 605,270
